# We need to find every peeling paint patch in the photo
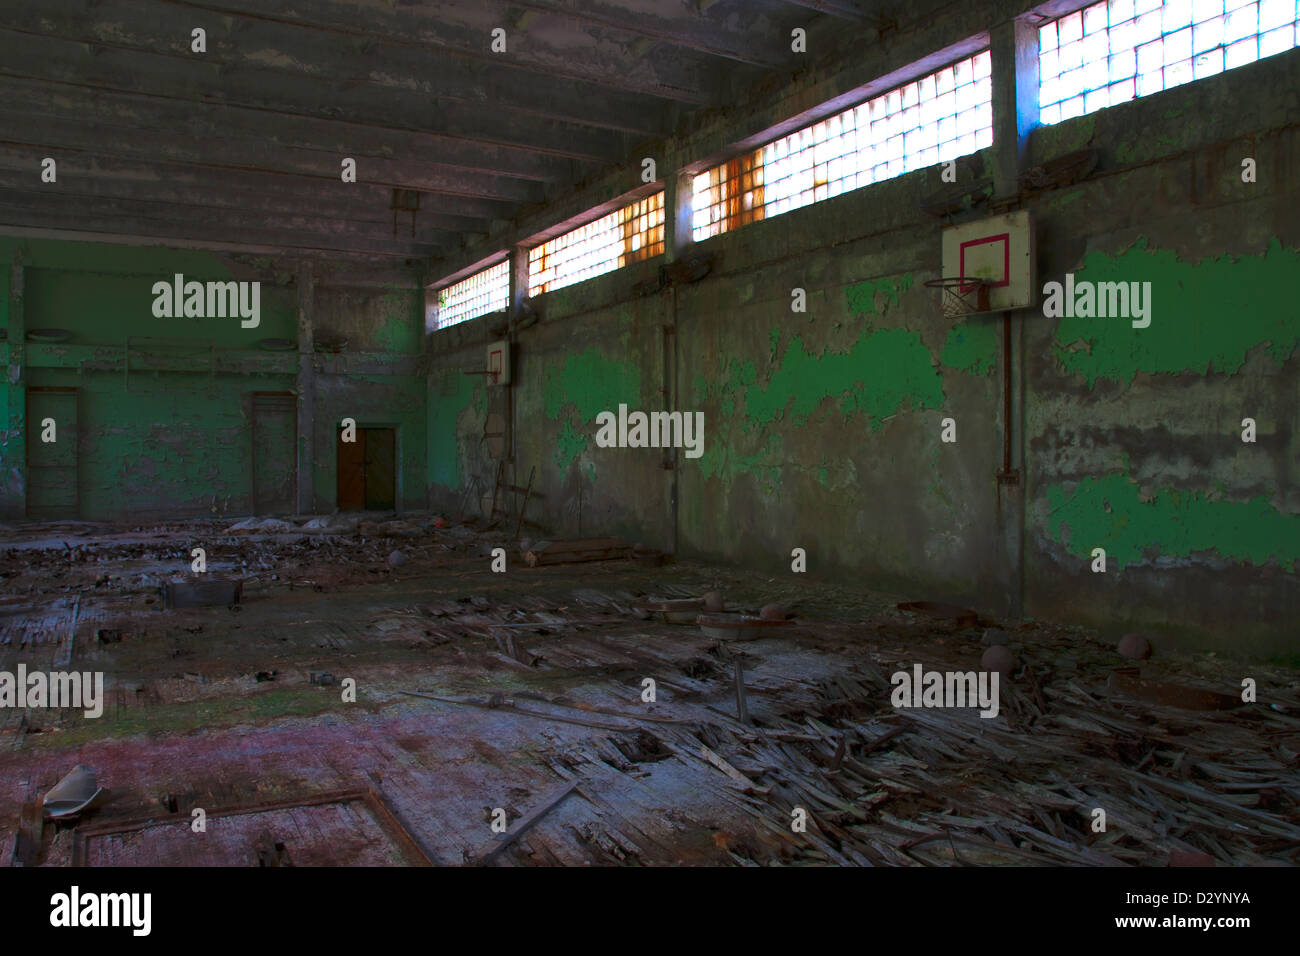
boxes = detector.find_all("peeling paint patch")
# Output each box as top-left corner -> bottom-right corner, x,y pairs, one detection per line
1053,237 -> 1300,386
740,328 -> 943,432
543,346 -> 642,422
844,273 -> 913,316
542,346 -> 641,475
941,317 -> 998,375
553,419 -> 587,473
693,324 -> 943,482
698,432 -> 783,484
429,373 -> 481,490
1045,471 -> 1300,571
376,287 -> 419,354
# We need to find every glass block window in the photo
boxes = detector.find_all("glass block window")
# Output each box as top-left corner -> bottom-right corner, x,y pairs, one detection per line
435,259 -> 509,329
527,192 -> 665,296
1039,0 -> 1299,125
692,50 -> 993,240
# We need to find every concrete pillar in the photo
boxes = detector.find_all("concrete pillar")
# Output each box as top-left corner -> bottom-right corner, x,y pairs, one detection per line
295,261 -> 315,514
988,15 -> 1040,619
990,15 -> 1042,200
3,251 -> 26,520
661,162 -> 689,555
509,243 -> 528,314
504,246 -> 528,469
665,166 -> 694,262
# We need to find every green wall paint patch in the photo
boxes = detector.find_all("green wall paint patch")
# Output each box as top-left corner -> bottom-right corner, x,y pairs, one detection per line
941,318 -> 998,375
1053,238 -> 1300,386
741,328 -> 943,431
554,419 -> 587,473
693,324 -> 943,482
1045,471 -> 1300,571
428,373 -> 481,489
543,346 -> 642,421
844,273 -> 913,316
541,346 -> 642,476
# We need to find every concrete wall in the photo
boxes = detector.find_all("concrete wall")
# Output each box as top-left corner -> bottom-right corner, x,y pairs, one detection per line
0,238 -> 428,519
1022,57 -> 1300,658
427,13 -> 1299,659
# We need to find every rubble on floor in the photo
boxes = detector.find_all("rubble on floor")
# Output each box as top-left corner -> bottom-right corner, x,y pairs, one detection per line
0,517 -> 1296,867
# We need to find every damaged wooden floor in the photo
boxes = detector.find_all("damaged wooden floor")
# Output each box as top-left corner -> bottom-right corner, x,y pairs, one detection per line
1,514 -> 1298,867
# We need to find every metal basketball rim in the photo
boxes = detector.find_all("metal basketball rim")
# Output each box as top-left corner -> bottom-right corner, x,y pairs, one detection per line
924,275 -> 996,317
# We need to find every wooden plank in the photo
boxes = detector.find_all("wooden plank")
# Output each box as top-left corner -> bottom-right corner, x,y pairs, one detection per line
10,800 -> 43,867
73,787 -> 433,867
700,744 -> 771,795
471,780 -> 578,866
523,538 -> 631,566
529,537 -> 625,554
399,690 -> 640,732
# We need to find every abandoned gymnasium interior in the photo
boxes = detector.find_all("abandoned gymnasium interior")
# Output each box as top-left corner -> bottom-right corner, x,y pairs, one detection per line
0,0 -> 1297,887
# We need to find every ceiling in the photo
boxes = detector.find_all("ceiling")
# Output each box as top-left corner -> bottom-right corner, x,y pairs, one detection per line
0,0 -> 884,269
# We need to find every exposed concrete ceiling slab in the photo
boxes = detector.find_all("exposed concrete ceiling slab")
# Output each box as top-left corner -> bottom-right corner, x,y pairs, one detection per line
0,0 -> 880,261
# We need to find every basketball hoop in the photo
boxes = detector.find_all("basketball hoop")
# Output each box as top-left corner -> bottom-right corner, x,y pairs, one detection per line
924,276 -> 994,317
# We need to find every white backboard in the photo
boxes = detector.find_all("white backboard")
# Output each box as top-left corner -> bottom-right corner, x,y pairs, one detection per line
939,210 -> 1035,313
487,341 -> 511,386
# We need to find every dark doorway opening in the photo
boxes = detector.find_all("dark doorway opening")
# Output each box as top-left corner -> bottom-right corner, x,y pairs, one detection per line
251,392 -> 297,515
337,426 -> 396,511
27,387 -> 79,518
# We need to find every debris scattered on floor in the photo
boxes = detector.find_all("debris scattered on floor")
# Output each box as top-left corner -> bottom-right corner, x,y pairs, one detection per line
43,765 -> 104,819
1,517 -> 1296,867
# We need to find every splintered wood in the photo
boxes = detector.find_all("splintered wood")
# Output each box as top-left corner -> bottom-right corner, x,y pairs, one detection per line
627,664 -> 1300,866
433,586 -> 1298,867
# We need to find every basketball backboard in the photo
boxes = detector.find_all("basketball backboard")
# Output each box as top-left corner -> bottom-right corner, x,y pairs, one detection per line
938,210 -> 1035,314
486,341 -> 510,386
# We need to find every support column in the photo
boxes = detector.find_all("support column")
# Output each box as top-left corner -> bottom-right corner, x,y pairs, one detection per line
662,164 -> 691,556
4,250 -> 26,519
505,246 -> 528,469
989,15 -> 1040,618
295,262 -> 315,514
991,15 -> 1042,200
665,166 -> 694,262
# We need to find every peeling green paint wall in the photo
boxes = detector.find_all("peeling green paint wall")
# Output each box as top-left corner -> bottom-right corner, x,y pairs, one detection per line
844,274 -> 913,316
691,320 -> 947,483
427,370 -> 484,490
1053,238 -> 1299,386
420,48 -> 1299,655
542,346 -> 643,473
1045,469 -> 1300,571
941,318 -> 999,375
1026,223 -> 1300,654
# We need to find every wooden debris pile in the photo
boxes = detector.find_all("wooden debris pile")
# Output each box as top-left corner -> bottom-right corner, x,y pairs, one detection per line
634,662 -> 1300,866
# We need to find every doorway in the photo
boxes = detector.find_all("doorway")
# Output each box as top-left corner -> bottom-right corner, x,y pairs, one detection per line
251,393 -> 298,514
336,426 -> 396,511
27,387 -> 79,518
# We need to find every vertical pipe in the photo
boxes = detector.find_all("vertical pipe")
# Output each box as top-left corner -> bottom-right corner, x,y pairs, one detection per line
5,251 -> 25,520
295,261 -> 315,514
1002,310 -> 1012,477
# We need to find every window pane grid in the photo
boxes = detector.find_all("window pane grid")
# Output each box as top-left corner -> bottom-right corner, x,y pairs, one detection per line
692,49 -> 993,241
527,192 -> 665,296
1039,0 -> 1299,124
436,259 -> 509,329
